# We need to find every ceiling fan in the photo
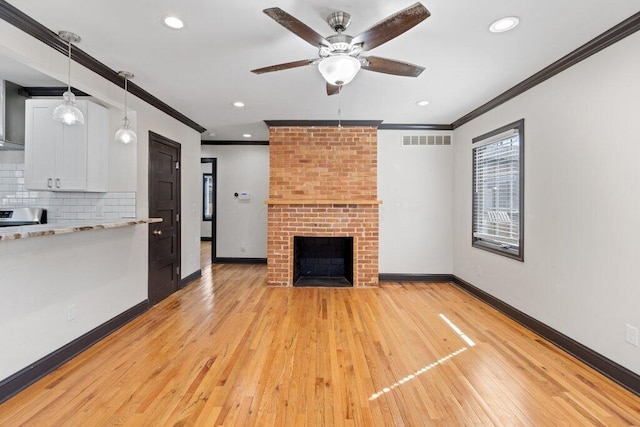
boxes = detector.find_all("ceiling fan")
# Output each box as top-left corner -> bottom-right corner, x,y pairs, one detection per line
251,2 -> 430,95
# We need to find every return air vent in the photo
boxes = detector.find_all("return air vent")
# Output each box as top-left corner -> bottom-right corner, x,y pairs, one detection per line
402,135 -> 451,146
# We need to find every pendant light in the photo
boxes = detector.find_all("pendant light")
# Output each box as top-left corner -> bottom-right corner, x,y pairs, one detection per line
53,31 -> 84,126
114,71 -> 137,144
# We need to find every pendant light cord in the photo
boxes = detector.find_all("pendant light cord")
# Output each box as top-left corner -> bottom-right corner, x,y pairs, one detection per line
123,77 -> 128,120
67,40 -> 72,93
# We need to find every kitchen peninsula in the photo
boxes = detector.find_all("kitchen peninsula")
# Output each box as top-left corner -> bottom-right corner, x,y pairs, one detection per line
0,217 -> 157,399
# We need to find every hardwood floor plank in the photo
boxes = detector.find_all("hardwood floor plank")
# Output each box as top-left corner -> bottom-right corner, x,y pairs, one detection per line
0,246 -> 638,425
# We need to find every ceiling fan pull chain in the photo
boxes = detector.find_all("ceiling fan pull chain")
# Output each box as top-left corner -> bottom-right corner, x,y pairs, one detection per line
337,85 -> 342,131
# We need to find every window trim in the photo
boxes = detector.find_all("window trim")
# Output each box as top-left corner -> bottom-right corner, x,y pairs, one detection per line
471,119 -> 525,261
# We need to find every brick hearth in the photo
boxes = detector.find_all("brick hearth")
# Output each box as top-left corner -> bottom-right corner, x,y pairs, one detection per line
266,126 -> 380,287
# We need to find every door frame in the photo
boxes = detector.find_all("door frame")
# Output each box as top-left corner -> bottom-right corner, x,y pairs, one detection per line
148,131 -> 182,300
201,157 -> 217,263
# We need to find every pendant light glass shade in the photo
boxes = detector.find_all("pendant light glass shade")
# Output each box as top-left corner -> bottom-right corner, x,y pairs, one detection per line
53,91 -> 84,125
54,31 -> 84,126
115,118 -> 137,144
115,71 -> 137,144
318,55 -> 361,86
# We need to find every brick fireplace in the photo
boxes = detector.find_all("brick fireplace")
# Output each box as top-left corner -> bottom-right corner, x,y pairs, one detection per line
266,125 -> 380,287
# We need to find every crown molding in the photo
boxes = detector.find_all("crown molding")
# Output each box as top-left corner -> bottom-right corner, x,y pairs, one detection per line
451,11 -> 640,129
201,140 -> 269,145
0,0 -> 206,133
264,120 -> 383,128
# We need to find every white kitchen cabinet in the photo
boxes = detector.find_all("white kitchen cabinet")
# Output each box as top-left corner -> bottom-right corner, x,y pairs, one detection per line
24,99 -> 109,192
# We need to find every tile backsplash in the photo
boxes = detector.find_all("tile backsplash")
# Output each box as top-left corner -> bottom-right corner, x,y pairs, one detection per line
0,161 -> 136,225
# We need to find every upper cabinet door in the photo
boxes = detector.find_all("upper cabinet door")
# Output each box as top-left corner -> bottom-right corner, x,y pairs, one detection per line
57,102 -> 88,190
25,102 -> 60,190
24,99 -> 108,192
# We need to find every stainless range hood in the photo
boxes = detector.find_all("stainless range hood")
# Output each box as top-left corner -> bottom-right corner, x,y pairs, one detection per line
0,80 -> 27,150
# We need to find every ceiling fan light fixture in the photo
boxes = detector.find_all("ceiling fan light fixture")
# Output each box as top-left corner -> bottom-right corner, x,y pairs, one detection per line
53,31 -> 84,126
318,55 -> 361,86
489,16 -> 519,33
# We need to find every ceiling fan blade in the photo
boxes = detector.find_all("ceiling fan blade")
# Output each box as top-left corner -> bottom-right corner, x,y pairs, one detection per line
326,83 -> 340,96
352,2 -> 430,51
361,56 -> 425,77
263,8 -> 329,48
251,59 -> 316,74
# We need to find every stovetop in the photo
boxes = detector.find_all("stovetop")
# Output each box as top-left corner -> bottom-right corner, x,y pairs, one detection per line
0,207 -> 47,227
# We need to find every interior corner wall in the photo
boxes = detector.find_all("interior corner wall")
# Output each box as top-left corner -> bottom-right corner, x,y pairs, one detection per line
0,18 -> 201,382
452,31 -> 640,375
378,130 -> 453,274
200,145 -> 269,258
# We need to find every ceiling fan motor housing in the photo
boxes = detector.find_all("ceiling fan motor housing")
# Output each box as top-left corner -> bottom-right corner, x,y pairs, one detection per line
319,34 -> 362,58
327,11 -> 352,32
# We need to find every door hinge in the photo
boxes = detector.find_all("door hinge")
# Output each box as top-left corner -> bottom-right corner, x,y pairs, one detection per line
175,161 -> 180,170
176,213 -> 180,222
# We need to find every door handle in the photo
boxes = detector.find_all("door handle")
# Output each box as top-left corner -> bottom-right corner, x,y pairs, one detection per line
153,230 -> 163,236
55,178 -> 61,188
47,178 -> 53,188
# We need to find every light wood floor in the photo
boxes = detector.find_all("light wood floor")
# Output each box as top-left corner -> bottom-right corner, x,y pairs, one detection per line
1,245 -> 639,425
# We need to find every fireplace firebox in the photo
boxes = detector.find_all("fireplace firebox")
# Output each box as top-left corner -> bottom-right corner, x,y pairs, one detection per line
293,236 -> 354,287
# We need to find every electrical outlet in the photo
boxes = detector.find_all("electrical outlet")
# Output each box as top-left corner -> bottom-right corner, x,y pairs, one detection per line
66,304 -> 76,322
625,324 -> 639,347
240,243 -> 246,253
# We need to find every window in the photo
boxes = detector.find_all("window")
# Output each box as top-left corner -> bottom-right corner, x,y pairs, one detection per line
203,173 -> 213,221
472,119 -> 524,261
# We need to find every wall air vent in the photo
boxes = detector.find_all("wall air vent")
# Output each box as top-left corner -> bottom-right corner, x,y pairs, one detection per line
402,135 -> 451,146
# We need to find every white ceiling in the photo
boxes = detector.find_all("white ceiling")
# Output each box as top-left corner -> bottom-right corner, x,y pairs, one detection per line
3,0 -> 640,140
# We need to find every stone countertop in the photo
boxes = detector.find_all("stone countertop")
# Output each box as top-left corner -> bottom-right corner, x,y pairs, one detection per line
0,218 -> 162,241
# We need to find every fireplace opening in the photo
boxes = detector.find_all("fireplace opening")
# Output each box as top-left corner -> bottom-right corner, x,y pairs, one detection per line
293,236 -> 354,287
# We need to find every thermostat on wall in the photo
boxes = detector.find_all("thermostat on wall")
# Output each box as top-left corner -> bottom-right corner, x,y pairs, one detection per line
238,191 -> 250,201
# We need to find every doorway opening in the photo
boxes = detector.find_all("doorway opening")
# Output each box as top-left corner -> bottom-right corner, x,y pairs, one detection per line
201,157 -> 217,267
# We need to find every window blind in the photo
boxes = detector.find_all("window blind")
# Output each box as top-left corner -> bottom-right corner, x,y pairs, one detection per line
472,121 -> 523,259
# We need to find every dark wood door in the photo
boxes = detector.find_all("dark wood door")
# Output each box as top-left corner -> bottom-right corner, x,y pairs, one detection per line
148,132 -> 181,306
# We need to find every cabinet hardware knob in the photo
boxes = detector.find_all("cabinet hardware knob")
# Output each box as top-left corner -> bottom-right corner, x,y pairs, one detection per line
153,230 -> 163,236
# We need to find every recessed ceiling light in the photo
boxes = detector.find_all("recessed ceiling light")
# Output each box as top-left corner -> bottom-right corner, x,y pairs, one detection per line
489,16 -> 519,33
163,16 -> 184,29
208,132 -> 216,137
233,101 -> 245,108
416,100 -> 430,106
243,133 -> 252,138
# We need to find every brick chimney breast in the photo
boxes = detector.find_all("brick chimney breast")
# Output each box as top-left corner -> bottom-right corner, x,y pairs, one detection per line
266,126 -> 380,287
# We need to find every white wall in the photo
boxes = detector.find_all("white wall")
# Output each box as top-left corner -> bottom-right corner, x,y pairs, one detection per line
201,145 -> 269,258
0,226 -> 147,379
452,32 -> 640,374
378,130 -> 453,274
0,19 -> 201,277
0,17 -> 201,382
